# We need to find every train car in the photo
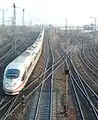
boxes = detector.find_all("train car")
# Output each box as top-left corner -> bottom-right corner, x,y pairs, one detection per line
3,29 -> 44,95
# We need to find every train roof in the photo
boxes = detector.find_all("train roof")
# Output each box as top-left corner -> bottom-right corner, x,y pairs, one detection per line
13,51 -> 30,62
4,29 -> 44,72
5,51 -> 31,70
5,62 -> 25,73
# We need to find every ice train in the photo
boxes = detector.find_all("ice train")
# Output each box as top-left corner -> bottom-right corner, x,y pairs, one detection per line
3,29 -> 44,95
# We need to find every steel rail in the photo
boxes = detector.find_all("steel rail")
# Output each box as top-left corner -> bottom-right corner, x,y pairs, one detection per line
83,45 -> 98,72
78,48 -> 98,86
2,57 -> 68,120
58,43 -> 98,119
70,72 -> 98,119
69,75 -> 85,120
79,45 -> 98,78
85,43 -> 98,68
71,58 -> 98,110
33,36 -> 50,120
0,94 -> 20,120
69,59 -> 98,116
0,54 -> 65,111
34,33 -> 53,119
49,34 -> 55,120
0,37 -> 69,120
33,57 -> 49,120
58,44 -> 85,120
67,58 -> 98,119
71,59 -> 98,100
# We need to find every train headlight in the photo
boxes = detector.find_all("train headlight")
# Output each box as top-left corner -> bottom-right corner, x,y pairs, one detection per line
5,83 -> 9,87
13,83 -> 16,87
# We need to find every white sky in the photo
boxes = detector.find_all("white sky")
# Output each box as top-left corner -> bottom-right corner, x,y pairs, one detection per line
0,0 -> 98,26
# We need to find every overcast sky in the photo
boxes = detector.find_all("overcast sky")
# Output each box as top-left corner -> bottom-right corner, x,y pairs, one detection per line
0,0 -> 98,26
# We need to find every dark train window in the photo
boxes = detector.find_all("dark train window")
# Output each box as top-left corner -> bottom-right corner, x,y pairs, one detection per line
5,69 -> 20,79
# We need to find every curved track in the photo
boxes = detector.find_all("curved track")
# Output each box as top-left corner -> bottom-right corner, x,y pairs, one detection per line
0,30 -> 67,120
58,42 -> 98,120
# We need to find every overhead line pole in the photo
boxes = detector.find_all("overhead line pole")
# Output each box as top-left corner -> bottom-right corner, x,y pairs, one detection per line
94,18 -> 96,41
65,18 -> 67,33
12,3 -> 17,56
0,9 -> 5,42
22,8 -> 26,47
2,9 -> 4,29
64,18 -> 69,116
2,9 -> 5,42
22,8 -> 25,26
89,16 -> 96,45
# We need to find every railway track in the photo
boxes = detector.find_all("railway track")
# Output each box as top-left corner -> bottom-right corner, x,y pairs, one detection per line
77,39 -> 98,88
0,32 -> 40,90
26,29 -> 64,120
2,29 -> 98,120
0,44 -> 67,120
79,47 -> 98,84
85,43 -> 98,68
68,31 -> 98,93
70,59 -> 98,115
59,29 -> 98,119
0,31 -> 43,119
58,43 -> 98,120
0,40 -> 32,84
27,29 -> 53,120
52,32 -> 72,119
0,31 -> 39,70
34,40 -> 53,119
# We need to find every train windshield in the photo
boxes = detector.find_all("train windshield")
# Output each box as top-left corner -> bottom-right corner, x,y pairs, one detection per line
5,69 -> 20,79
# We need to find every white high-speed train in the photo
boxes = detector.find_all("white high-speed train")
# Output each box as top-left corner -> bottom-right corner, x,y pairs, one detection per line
3,29 -> 44,95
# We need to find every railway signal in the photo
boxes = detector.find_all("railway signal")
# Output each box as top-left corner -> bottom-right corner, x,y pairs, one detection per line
64,69 -> 69,116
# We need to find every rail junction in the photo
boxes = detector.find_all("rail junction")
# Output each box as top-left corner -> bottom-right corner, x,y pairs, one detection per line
0,26 -> 98,120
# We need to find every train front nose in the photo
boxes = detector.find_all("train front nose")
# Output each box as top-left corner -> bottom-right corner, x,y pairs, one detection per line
3,80 -> 20,95
4,81 -> 17,91
3,68 -> 20,91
